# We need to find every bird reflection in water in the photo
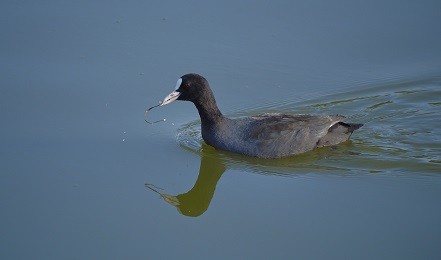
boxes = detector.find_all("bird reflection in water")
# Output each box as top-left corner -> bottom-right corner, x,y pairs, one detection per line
145,139 -> 358,217
145,149 -> 226,217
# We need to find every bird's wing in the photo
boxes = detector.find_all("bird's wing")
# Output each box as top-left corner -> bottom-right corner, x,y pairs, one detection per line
246,113 -> 345,156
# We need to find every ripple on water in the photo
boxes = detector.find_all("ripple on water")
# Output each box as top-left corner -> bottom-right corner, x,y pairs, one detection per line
176,77 -> 441,177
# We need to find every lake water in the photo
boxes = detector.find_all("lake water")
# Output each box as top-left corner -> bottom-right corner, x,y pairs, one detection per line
1,1 -> 441,259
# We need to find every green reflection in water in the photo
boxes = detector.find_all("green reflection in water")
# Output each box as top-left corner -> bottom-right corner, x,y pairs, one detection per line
145,142 -> 362,217
146,148 -> 225,217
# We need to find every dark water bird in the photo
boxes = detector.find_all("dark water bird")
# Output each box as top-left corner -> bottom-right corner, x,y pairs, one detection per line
156,73 -> 363,159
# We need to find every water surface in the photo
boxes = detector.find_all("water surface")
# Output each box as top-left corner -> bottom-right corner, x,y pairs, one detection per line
1,1 -> 441,259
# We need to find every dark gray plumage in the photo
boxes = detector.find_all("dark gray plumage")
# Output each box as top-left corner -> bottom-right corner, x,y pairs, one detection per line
160,73 -> 363,159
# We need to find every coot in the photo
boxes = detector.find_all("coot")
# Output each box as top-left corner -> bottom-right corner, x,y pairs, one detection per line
159,73 -> 363,159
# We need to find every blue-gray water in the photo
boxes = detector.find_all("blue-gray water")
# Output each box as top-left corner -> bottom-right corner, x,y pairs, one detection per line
1,1 -> 441,259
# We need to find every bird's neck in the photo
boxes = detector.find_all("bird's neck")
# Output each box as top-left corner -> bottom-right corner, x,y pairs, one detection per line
194,99 -> 224,127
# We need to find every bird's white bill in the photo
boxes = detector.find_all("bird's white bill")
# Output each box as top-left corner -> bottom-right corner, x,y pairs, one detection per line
161,91 -> 181,106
